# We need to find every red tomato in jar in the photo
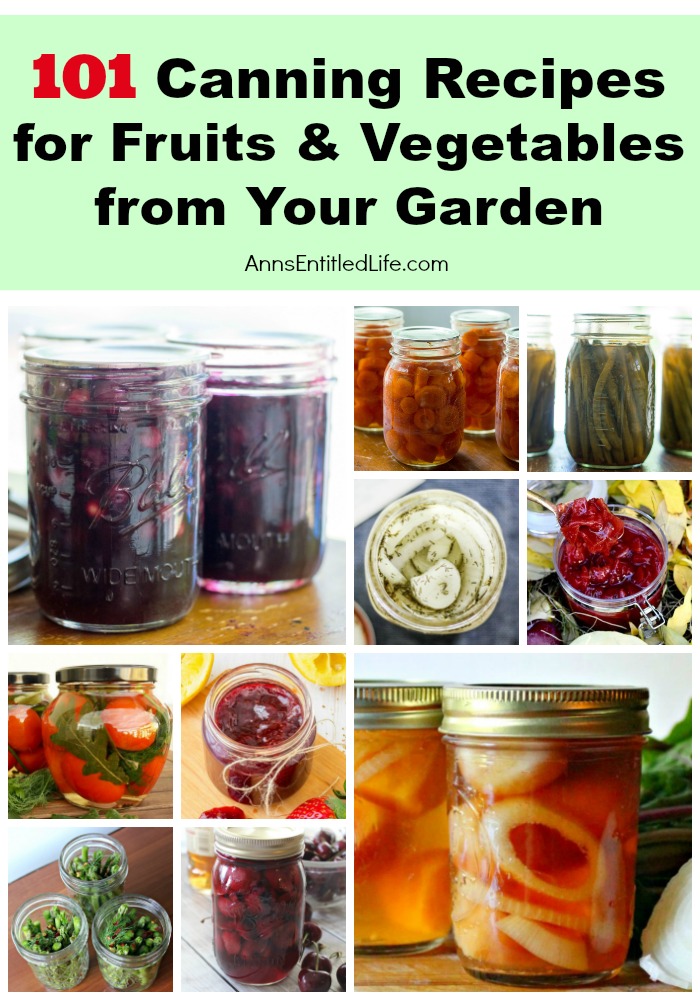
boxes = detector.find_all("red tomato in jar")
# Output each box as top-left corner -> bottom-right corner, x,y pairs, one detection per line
17,747 -> 48,773
62,752 -> 127,804
101,696 -> 158,751
127,753 -> 168,796
8,750 -> 17,770
8,706 -> 43,752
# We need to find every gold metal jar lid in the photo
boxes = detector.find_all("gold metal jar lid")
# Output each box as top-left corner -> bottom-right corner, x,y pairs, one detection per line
440,685 -> 650,738
355,681 -> 443,730
214,826 -> 304,860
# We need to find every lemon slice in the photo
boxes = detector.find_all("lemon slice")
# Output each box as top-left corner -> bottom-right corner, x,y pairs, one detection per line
289,653 -> 346,687
181,653 -> 214,705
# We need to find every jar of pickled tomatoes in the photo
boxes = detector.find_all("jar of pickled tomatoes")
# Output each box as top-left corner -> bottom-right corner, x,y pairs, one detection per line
495,328 -> 519,463
355,682 -> 451,953
354,307 -> 404,431
383,327 -> 465,468
8,672 -> 50,774
441,685 -> 650,988
212,826 -> 305,985
451,309 -> 511,434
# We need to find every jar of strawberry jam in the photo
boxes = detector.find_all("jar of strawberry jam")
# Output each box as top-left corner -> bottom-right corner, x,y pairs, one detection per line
168,330 -> 335,594
495,328 -> 519,463
212,826 -> 305,985
202,664 -> 317,807
451,310 -> 511,435
554,504 -> 667,634
354,307 -> 404,431
441,685 -> 649,988
383,327 -> 465,468
8,672 -> 51,774
21,343 -> 210,632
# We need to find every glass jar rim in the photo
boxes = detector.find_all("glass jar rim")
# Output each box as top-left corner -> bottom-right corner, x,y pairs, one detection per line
55,665 -> 158,684
393,325 -> 455,342
214,825 -> 305,860
451,308 -> 511,327
59,834 -> 128,893
354,681 -> 443,729
23,341 -> 210,369
12,893 -> 89,965
572,312 -> 651,336
169,328 -> 332,356
354,306 -> 404,324
22,323 -> 176,343
91,894 -> 171,968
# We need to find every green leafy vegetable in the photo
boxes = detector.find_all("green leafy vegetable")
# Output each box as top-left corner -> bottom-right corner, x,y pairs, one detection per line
8,768 -> 58,818
326,781 -> 347,820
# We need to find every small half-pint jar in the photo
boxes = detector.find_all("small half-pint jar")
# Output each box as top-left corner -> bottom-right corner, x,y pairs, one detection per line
441,685 -> 650,988
355,682 -> 451,953
554,504 -> 668,635
202,664 -> 317,808
365,488 -> 507,635
59,833 -> 129,925
12,892 -> 90,991
92,894 -> 171,991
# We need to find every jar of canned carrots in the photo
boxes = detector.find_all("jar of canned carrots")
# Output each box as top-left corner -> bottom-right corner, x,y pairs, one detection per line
495,328 -> 519,463
354,307 -> 404,431
451,310 -> 511,435
383,327 -> 465,468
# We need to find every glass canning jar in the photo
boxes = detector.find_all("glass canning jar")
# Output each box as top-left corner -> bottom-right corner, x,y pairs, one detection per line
187,827 -> 216,892
564,314 -> 654,469
92,894 -> 172,991
451,309 -> 511,434
441,685 -> 649,988
42,665 -> 172,810
365,488 -> 507,635
659,314 -> 692,457
553,504 -> 668,635
202,664 -> 317,808
12,893 -> 90,991
495,328 -> 519,463
20,323 -> 173,354
354,307 -> 404,431
21,343 -> 210,632
526,315 -> 556,457
212,826 -> 306,985
59,833 -> 128,925
8,672 -> 51,774
169,330 -> 335,594
355,683 -> 451,953
383,327 -> 465,468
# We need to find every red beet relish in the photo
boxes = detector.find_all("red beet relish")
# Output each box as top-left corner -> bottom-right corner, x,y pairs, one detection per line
556,497 -> 625,557
558,519 -> 665,601
213,682 -> 304,748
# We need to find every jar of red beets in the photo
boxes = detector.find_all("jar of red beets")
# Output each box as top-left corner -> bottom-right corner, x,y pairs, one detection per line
21,343 -> 210,632
168,330 -> 335,594
202,664 -> 317,808
212,826 -> 306,985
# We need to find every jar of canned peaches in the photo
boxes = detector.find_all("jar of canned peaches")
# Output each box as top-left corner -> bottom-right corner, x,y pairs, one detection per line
451,310 -> 511,435
354,307 -> 404,431
383,327 -> 465,468
440,685 -> 649,988
495,328 -> 519,463
355,683 -> 451,953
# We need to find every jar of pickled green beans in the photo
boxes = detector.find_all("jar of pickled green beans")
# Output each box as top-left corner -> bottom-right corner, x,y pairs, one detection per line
526,316 -> 555,457
659,314 -> 692,457
59,834 -> 128,925
564,314 -> 654,469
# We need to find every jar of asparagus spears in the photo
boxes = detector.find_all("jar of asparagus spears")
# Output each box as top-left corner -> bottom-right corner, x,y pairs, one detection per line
526,315 -> 556,457
565,313 -> 655,469
659,314 -> 692,457
59,834 -> 128,925
12,893 -> 90,990
92,895 -> 171,991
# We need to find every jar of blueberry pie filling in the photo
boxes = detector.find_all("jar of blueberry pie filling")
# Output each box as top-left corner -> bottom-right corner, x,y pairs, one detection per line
21,343 -> 210,632
168,330 -> 335,594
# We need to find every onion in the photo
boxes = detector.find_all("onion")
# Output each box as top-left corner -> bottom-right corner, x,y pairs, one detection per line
569,632 -> 646,646
639,859 -> 692,990
452,877 -> 590,932
496,914 -> 588,971
456,747 -> 567,797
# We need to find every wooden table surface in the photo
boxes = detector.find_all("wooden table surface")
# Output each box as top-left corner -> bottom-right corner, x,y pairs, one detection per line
355,947 -> 683,993
8,541 -> 346,646
181,684 -> 346,819
8,827 -> 173,993
180,854 -> 346,993
354,429 -> 518,473
527,431 -> 692,474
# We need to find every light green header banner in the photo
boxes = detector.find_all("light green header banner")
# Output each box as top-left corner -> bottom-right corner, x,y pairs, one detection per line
1,15 -> 697,289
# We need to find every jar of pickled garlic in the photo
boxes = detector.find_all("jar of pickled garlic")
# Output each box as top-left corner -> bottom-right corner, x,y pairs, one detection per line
21,343 -> 210,632
441,685 -> 650,988
212,826 -> 305,985
451,309 -> 511,434
355,682 -> 451,953
383,327 -> 465,468
354,307 -> 404,431
8,672 -> 50,774
495,328 -> 519,463
565,314 -> 654,469
659,314 -> 692,457
42,665 -> 172,810
526,316 -> 556,457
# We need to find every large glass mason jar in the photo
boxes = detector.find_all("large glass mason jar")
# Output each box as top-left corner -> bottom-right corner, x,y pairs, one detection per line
451,309 -> 511,435
440,685 -> 649,988
169,331 -> 334,593
526,315 -> 556,457
564,314 -> 654,469
8,671 -> 51,774
21,343 -> 210,632
354,307 -> 404,431
659,313 -> 692,457
354,682 -> 451,953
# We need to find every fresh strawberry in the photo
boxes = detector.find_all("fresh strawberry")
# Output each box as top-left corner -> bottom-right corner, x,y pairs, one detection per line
199,806 -> 246,819
286,798 -> 337,820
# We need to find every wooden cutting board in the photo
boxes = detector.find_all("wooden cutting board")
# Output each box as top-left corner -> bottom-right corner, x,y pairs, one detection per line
181,685 -> 346,819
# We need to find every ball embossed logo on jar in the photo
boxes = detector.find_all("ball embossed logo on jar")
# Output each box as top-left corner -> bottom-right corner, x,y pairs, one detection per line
85,453 -> 196,533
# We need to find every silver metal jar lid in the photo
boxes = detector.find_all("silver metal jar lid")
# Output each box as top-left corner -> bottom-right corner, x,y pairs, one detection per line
9,673 -> 50,685
355,682 -> 443,730
214,826 -> 305,860
23,341 -> 210,369
56,666 -> 158,684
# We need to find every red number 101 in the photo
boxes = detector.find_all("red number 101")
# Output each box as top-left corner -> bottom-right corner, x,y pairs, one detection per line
33,53 -> 135,98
